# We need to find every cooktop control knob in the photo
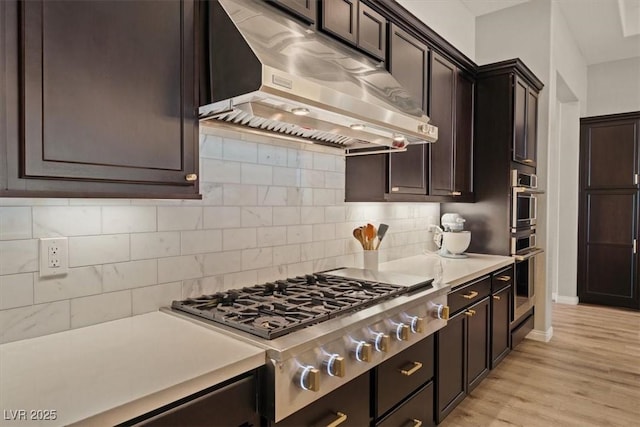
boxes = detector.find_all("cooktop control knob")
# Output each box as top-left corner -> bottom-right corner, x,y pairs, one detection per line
323,354 -> 346,377
371,332 -> 390,352
409,316 -> 425,333
432,304 -> 450,320
353,341 -> 372,362
394,323 -> 410,341
296,365 -> 320,392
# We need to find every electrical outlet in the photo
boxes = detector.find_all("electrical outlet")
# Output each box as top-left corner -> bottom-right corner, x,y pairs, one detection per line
40,237 -> 68,277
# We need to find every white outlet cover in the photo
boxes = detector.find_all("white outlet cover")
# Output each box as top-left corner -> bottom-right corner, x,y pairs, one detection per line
39,237 -> 69,278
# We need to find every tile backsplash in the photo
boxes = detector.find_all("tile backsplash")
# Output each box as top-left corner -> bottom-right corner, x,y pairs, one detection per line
0,125 -> 439,343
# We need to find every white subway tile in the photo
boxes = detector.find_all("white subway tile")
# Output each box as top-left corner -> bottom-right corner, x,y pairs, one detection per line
70,199 -> 131,206
203,251 -> 242,276
300,207 -> 325,224
313,189 -> 336,206
241,207 -> 273,227
203,207 -> 242,229
325,171 -> 345,189
346,206 -> 366,221
273,207 -> 300,226
0,198 -> 68,207
312,223 -> 336,241
223,139 -> 258,163
0,207 -> 32,240
70,291 -> 131,329
158,206 -> 203,231
273,167 -> 300,187
182,276 -> 225,298
336,222 -> 358,239
34,266 -> 102,303
157,255 -> 204,283
103,260 -> 158,292
257,226 -> 287,247
301,241 -> 325,261
223,228 -> 257,251
287,261 -> 314,277
131,232 -> 180,260
224,184 -> 258,206
288,148 -> 313,169
200,183 -> 224,205
257,266 -> 287,283
324,240 -> 347,257
258,144 -> 288,166
335,155 -> 346,173
0,239 -> 38,275
200,159 -> 241,183
102,206 -> 156,234
300,170 -> 325,188
334,189 -> 345,205
223,270 -> 258,289
325,206 -> 346,223
241,247 -> 273,270
287,188 -> 313,206
132,282 -> 182,315
0,301 -> 70,344
33,206 -> 101,237
200,134 -> 223,159
241,163 -> 273,185
287,225 -> 313,244
273,244 -> 301,265
69,234 -> 130,267
0,273 -> 34,310
258,186 -> 287,206
181,230 -> 222,255
313,152 -> 336,171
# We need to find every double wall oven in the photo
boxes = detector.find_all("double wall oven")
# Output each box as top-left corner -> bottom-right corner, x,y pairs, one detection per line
511,170 -> 543,322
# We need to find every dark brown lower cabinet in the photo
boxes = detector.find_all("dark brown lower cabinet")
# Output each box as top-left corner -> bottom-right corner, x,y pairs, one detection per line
490,284 -> 512,368
377,382 -> 434,427
273,372 -> 370,427
466,297 -> 490,392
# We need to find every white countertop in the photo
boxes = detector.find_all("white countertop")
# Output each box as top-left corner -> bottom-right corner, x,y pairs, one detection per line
380,253 -> 514,288
0,312 -> 265,426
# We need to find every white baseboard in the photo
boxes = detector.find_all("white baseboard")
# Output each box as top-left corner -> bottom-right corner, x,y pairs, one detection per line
526,326 -> 553,342
552,292 -> 557,302
555,295 -> 579,305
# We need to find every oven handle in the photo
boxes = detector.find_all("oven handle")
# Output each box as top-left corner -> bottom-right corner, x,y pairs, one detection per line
513,186 -> 545,194
513,248 -> 544,261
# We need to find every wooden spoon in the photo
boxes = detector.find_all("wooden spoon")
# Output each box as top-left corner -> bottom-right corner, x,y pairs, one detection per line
366,224 -> 376,250
353,228 -> 365,249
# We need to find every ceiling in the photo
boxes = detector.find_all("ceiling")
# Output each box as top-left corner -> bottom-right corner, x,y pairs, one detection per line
460,0 -> 640,64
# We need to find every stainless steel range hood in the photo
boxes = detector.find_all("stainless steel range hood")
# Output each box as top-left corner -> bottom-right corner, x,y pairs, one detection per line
200,0 -> 438,151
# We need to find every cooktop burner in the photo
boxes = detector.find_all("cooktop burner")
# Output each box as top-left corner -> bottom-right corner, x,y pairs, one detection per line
172,273 -> 415,339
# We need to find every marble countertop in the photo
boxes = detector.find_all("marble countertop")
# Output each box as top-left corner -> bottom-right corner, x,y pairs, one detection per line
0,312 -> 265,426
379,253 -> 514,289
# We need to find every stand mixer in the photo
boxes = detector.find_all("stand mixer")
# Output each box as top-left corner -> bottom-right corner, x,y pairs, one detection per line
433,213 -> 471,258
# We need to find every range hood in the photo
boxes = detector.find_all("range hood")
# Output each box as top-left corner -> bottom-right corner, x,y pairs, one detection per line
200,0 -> 438,151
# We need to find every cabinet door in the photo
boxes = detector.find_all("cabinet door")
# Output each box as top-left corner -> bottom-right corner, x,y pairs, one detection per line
345,151 -> 387,202
358,2 -> 386,60
466,297 -> 490,391
388,25 -> 428,195
454,70 -> 474,196
491,285 -> 511,368
270,0 -> 316,23
513,76 -> 528,164
321,0 -> 358,45
430,52 -> 456,196
525,89 -> 538,166
435,310 -> 465,423
18,1 -> 198,195
377,382 -> 434,427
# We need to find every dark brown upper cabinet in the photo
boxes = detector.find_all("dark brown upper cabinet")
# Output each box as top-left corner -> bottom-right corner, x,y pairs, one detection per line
1,0 -> 199,198
513,76 -> 538,166
429,52 -> 473,198
320,0 -> 386,60
269,0 -> 317,23
388,24 -> 429,196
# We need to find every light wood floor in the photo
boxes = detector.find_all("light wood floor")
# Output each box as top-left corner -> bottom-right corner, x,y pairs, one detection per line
440,303 -> 640,427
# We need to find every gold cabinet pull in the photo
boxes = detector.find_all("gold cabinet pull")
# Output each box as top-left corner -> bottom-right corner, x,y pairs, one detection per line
408,419 -> 423,427
465,309 -> 476,317
400,361 -> 423,376
523,159 -> 534,164
451,191 -> 462,196
462,290 -> 478,299
185,173 -> 198,182
493,295 -> 501,301
496,275 -> 511,282
325,412 -> 348,427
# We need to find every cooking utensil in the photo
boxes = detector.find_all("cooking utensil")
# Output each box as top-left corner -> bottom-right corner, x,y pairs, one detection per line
353,228 -> 365,249
365,224 -> 376,250
375,223 -> 389,250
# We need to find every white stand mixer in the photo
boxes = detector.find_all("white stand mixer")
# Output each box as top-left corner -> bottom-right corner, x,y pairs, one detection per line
433,213 -> 471,259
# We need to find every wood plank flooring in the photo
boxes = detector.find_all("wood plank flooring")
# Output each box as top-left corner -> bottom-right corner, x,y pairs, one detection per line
439,303 -> 640,426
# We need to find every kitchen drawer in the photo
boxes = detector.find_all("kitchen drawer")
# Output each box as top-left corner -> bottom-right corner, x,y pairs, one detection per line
375,335 -> 434,418
377,382 -> 434,427
492,265 -> 514,293
512,312 -> 534,349
448,276 -> 491,315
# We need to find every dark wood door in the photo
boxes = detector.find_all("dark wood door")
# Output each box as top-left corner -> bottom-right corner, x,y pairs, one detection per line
430,52 -> 456,196
525,89 -> 538,166
357,2 -> 386,60
513,76 -> 528,164
270,0 -> 317,23
466,297 -> 490,391
345,151 -> 387,202
377,382 -> 434,427
321,0 -> 358,45
19,1 -> 198,192
491,285 -> 512,368
435,310 -> 465,423
388,24 -> 428,195
454,70 -> 474,196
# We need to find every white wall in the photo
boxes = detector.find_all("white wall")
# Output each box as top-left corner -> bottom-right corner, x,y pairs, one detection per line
587,57 -> 640,116
396,0 -> 476,61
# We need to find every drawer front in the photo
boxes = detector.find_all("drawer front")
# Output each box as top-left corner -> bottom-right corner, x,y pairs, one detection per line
377,382 -> 434,427
376,335 -> 434,417
511,312 -> 534,349
492,265 -> 514,293
449,276 -> 491,315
